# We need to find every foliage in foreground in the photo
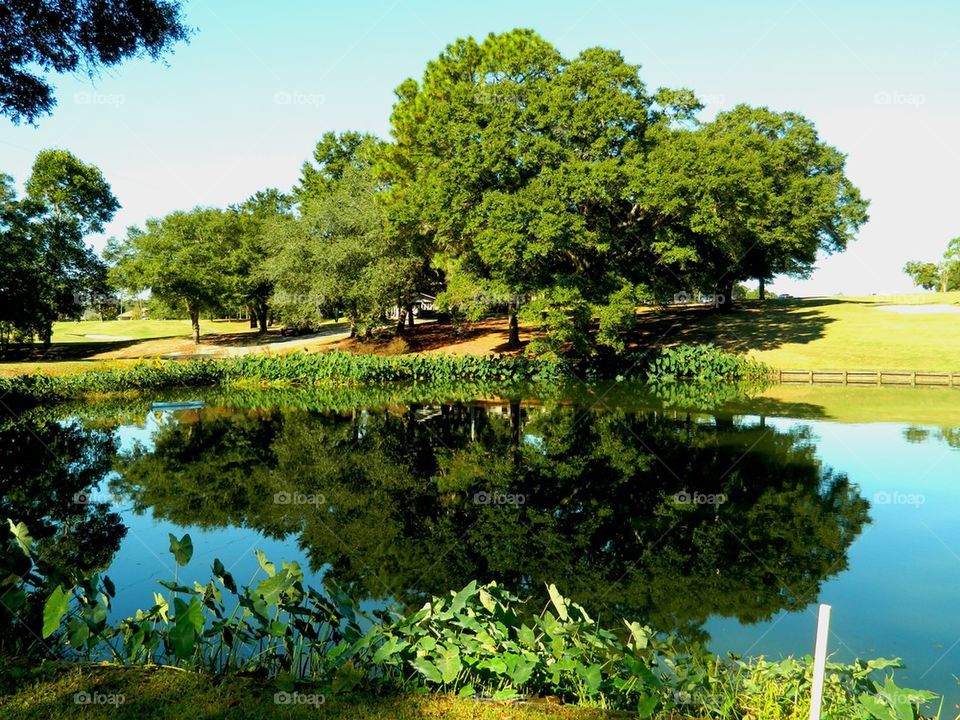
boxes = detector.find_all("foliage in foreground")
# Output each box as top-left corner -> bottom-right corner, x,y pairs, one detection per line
0,345 -> 770,408
1,522 -> 940,720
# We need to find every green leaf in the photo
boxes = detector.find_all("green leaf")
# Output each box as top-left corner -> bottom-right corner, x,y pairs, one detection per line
448,580 -> 477,616
102,575 -> 115,598
255,549 -> 275,577
859,693 -> 892,720
579,663 -> 603,694
637,694 -> 659,718
42,585 -> 70,638
411,657 -> 442,684
518,624 -> 536,648
492,688 -> 519,701
437,645 -> 463,684
547,583 -> 568,621
7,520 -> 33,555
168,533 -> 193,566
67,618 -> 89,648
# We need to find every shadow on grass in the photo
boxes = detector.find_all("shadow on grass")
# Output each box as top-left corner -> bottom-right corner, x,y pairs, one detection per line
632,299 -> 841,354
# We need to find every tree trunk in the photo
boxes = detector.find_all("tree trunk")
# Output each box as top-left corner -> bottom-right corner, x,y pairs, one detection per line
257,302 -> 268,333
507,302 -> 520,348
715,281 -> 735,313
40,323 -> 53,351
248,306 -> 257,329
406,304 -> 415,328
396,293 -> 407,334
758,277 -> 766,303
190,305 -> 201,344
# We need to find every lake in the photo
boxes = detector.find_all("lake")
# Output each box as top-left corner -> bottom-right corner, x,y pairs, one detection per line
4,382 -> 960,707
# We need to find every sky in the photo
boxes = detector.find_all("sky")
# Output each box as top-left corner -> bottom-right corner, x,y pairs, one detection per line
2,0 -> 958,297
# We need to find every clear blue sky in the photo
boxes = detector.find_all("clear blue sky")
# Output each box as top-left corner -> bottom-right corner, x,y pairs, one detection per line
2,0 -> 958,296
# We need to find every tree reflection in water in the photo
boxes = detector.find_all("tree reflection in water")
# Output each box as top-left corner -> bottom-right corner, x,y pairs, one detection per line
110,400 -> 869,643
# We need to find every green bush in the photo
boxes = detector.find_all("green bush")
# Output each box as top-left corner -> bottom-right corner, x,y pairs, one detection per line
643,345 -> 770,383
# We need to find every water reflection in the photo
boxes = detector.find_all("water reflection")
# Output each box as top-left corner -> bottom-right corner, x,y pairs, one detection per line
107,400 -> 869,642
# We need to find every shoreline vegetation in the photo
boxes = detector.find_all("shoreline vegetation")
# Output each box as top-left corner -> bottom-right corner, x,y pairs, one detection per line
0,345 -> 771,409
0,528 -> 942,720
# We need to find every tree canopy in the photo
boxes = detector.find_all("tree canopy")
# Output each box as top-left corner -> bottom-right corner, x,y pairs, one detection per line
0,0 -> 189,124
95,28 -> 868,358
0,149 -> 117,353
106,207 -> 240,343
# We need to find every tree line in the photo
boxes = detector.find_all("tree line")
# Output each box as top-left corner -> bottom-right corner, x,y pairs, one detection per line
3,29 -> 869,355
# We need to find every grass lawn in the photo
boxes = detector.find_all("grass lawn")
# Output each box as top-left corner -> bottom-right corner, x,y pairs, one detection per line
49,319 -> 254,343
0,663 -> 668,720
0,319 -> 345,377
636,292 -> 960,372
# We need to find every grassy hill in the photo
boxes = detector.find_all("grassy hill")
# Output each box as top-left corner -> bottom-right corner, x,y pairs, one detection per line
637,292 -> 960,372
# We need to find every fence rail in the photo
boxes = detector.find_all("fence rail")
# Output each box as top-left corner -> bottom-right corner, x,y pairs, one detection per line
773,369 -> 960,386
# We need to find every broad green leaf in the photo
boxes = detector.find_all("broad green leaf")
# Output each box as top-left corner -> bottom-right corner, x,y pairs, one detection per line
448,580 -> 476,616
255,549 -> 275,577
437,645 -> 463,684
7,520 -> 33,554
67,618 -> 89,647
168,533 -> 193,566
518,624 -> 536,648
547,583 -> 568,621
42,585 -> 70,638
579,663 -> 603,694
411,657 -> 442,683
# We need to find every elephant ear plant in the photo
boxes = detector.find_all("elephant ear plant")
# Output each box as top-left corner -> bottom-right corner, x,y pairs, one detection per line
1,520 -> 941,719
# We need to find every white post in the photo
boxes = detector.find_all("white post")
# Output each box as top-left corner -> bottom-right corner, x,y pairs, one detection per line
809,604 -> 832,720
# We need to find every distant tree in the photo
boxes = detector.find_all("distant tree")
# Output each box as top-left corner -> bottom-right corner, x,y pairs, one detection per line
106,208 -> 239,343
903,260 -> 943,291
903,237 -> 960,292
0,0 -> 189,124
269,137 -> 394,337
228,189 -> 292,333
271,133 -> 431,337
0,150 -> 117,352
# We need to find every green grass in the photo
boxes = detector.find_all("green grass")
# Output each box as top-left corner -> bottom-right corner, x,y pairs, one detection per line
637,292 -> 960,372
0,663 -> 653,720
49,319 -> 255,343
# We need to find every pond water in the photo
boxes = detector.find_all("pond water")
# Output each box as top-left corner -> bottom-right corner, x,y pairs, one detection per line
4,384 -> 960,706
